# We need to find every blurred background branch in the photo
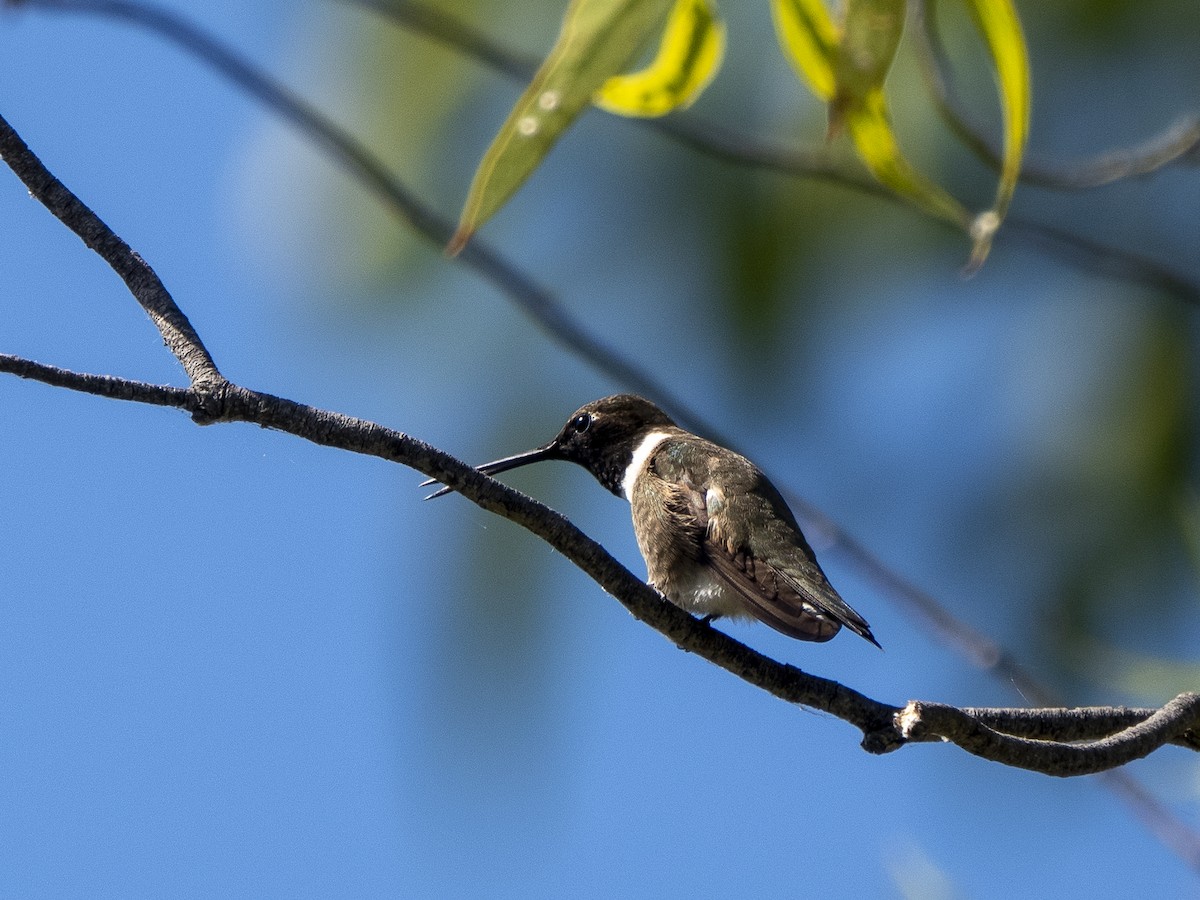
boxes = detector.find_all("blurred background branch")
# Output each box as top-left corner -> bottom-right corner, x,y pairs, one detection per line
913,0 -> 1200,191
332,0 -> 1200,304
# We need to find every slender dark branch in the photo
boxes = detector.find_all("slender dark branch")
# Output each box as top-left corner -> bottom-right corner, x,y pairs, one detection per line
914,0 -> 1200,191
0,110 -> 223,389
898,693 -> 1200,777
16,0 -> 703,420
0,354 -> 192,407
16,0 -> 1198,668
333,0 -> 532,82
5,351 -> 1200,778
2,104 -> 1198,774
1007,220 -> 1200,305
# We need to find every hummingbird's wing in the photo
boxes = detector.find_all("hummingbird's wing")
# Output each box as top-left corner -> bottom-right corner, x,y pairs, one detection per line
697,483 -> 881,648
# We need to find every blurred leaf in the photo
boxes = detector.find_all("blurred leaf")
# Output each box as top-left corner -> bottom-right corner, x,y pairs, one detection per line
770,0 -> 839,99
962,0 -> 1031,271
772,0 -> 973,240
594,0 -> 726,117
450,0 -> 674,253
828,0 -> 906,137
1180,489 -> 1200,587
844,90 -> 973,229
717,178 -> 799,350
1033,311 -> 1197,674
773,0 -> 1032,269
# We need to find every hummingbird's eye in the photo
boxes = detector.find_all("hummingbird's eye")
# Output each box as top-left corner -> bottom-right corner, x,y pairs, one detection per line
571,413 -> 591,434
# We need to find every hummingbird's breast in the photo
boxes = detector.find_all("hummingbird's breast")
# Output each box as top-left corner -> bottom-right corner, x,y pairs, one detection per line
645,552 -> 756,620
624,433 -> 754,620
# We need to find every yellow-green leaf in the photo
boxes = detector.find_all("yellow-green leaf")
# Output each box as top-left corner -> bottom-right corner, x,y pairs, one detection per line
845,89 -> 972,229
829,0 -> 905,136
770,0 -> 838,100
962,0 -> 1031,271
594,0 -> 726,118
450,0 -> 674,254
773,0 -> 971,235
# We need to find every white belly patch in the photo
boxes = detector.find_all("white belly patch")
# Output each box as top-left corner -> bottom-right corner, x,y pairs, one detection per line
621,430 -> 671,503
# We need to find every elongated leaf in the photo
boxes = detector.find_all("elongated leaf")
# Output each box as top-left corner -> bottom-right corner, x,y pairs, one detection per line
450,0 -> 674,254
772,0 -> 971,234
962,0 -> 1031,271
845,89 -> 972,228
770,0 -> 838,100
594,0 -> 726,117
829,0 -> 905,136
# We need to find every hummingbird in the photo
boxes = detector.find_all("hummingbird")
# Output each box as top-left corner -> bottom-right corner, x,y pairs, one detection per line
426,394 -> 879,648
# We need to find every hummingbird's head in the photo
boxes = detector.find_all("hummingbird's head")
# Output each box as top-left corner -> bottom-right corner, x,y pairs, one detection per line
542,394 -> 676,494
424,394 -> 676,499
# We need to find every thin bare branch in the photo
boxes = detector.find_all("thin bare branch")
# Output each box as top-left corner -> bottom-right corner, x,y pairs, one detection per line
4,348 -> 1199,777
0,107 -> 224,389
4,110 -> 1200,781
913,0 -> 1200,190
1007,220 -> 1200,304
897,693 -> 1200,777
0,354 -> 192,407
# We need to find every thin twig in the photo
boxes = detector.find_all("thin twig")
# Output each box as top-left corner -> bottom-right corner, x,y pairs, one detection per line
4,349 -> 1200,777
0,100 -> 224,389
17,0 -> 699,416
913,0 -> 1200,190
4,109 -> 1200,780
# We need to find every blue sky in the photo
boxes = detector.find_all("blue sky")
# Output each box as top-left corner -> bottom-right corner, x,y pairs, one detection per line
2,2 -> 1198,897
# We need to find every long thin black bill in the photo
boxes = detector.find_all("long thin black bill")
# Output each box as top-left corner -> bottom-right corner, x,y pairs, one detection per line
421,443 -> 559,500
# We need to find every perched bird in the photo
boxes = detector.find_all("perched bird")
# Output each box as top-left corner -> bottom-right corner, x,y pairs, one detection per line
426,394 -> 879,648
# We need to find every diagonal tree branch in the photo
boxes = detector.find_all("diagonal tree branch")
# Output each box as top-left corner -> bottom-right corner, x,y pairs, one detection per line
3,348 -> 1199,779
4,108 -> 1200,781
0,102 -> 224,390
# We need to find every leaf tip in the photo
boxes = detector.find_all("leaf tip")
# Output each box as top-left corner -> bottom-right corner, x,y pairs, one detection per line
962,210 -> 1001,277
446,225 -> 473,257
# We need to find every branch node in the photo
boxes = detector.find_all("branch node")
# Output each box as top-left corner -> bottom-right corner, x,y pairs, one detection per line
860,724 -> 907,756
895,700 -> 932,742
188,376 -> 233,425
